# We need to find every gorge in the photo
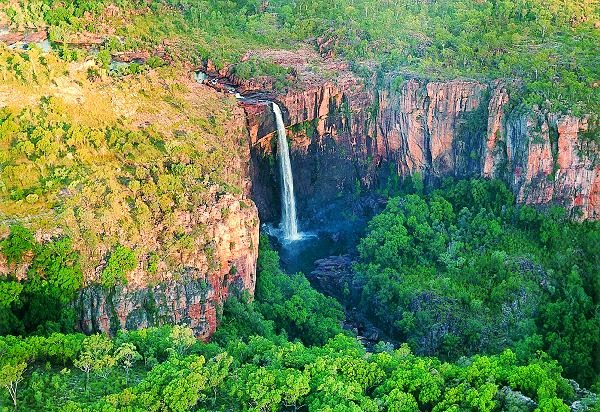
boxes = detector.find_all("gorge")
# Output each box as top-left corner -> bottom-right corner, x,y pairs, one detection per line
0,1 -> 599,409
0,48 -> 597,341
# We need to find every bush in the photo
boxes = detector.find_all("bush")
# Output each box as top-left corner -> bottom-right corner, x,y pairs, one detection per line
1,225 -> 35,265
101,245 -> 137,288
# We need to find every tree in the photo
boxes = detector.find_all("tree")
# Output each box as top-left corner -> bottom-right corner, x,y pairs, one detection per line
254,237 -> 344,346
114,342 -> 141,384
170,325 -> 197,356
162,357 -> 208,412
205,353 -> 233,405
101,244 -> 137,288
0,225 -> 34,265
0,362 -> 26,407
74,334 -> 114,389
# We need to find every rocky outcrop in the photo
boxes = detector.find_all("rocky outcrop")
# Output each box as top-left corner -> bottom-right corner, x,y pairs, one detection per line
0,30 -> 48,47
111,51 -> 151,63
241,54 -> 598,221
77,194 -> 259,339
568,379 -> 599,412
309,255 -> 358,304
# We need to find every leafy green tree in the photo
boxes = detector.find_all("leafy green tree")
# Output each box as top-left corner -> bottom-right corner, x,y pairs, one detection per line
162,357 -> 208,412
170,325 -> 197,356
101,244 -> 137,288
255,236 -> 344,346
355,178 -> 600,386
204,352 -> 233,405
74,334 -> 114,389
1,225 -> 34,265
0,362 -> 26,408
114,342 -> 141,384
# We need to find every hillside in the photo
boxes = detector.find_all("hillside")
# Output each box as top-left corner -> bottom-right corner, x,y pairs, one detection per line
0,45 -> 258,338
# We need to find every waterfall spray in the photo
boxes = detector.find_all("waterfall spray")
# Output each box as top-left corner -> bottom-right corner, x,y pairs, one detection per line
272,102 -> 300,241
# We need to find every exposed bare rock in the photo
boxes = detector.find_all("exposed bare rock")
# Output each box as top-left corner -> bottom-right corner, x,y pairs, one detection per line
316,30 -> 338,58
482,82 -> 510,177
103,4 -> 120,18
239,49 -> 599,220
77,194 -> 259,338
309,255 -> 357,303
112,51 -> 151,63
0,32 -> 24,45
23,31 -> 47,43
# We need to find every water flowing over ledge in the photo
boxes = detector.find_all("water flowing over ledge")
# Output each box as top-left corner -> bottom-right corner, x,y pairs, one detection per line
272,102 -> 301,242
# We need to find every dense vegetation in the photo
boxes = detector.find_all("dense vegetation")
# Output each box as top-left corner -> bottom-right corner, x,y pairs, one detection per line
0,42 -> 250,285
355,179 -> 600,389
0,225 -> 82,336
0,238 -> 596,411
0,1 -> 599,410
1,0 -> 598,116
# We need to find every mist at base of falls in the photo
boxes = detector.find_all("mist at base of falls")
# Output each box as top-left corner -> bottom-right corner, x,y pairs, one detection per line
264,224 -> 357,275
263,193 -> 382,275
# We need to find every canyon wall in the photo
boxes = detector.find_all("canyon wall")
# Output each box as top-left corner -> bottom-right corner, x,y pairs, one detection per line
244,71 -> 599,222
0,68 -> 261,339
76,194 -> 259,339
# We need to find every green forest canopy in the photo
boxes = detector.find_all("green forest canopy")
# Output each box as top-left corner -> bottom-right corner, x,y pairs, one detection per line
356,179 -> 600,388
0,234 -> 597,410
1,0 -> 599,115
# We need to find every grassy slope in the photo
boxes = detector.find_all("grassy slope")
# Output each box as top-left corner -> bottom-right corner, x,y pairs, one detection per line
0,45 -> 248,281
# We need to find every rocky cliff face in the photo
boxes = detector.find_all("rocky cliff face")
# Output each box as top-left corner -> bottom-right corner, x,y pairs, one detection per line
0,62 -> 260,339
241,52 -> 598,221
77,194 -> 259,339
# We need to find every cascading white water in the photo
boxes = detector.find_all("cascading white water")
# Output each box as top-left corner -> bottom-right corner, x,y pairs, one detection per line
272,102 -> 300,241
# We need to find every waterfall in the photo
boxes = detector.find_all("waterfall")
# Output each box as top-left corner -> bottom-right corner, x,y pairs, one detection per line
272,102 -> 300,241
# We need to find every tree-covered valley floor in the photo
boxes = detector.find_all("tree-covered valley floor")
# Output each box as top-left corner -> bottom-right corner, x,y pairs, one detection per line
1,179 -> 599,411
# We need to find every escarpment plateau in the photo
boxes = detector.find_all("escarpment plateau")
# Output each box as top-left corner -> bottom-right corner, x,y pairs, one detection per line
0,63 -> 259,338
237,50 -> 599,223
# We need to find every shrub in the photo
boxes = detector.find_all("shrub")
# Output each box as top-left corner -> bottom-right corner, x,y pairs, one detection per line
101,245 -> 137,288
1,225 -> 35,265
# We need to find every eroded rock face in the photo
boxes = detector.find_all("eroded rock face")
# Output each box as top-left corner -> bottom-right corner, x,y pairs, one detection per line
77,194 -> 259,338
0,66 -> 262,339
243,64 -> 598,221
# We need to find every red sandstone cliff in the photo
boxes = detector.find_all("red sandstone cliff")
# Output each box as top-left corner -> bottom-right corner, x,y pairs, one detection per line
78,194 -> 259,339
240,50 -> 599,220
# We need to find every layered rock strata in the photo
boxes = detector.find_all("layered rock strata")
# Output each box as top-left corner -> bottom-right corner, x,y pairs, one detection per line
241,59 -> 598,221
